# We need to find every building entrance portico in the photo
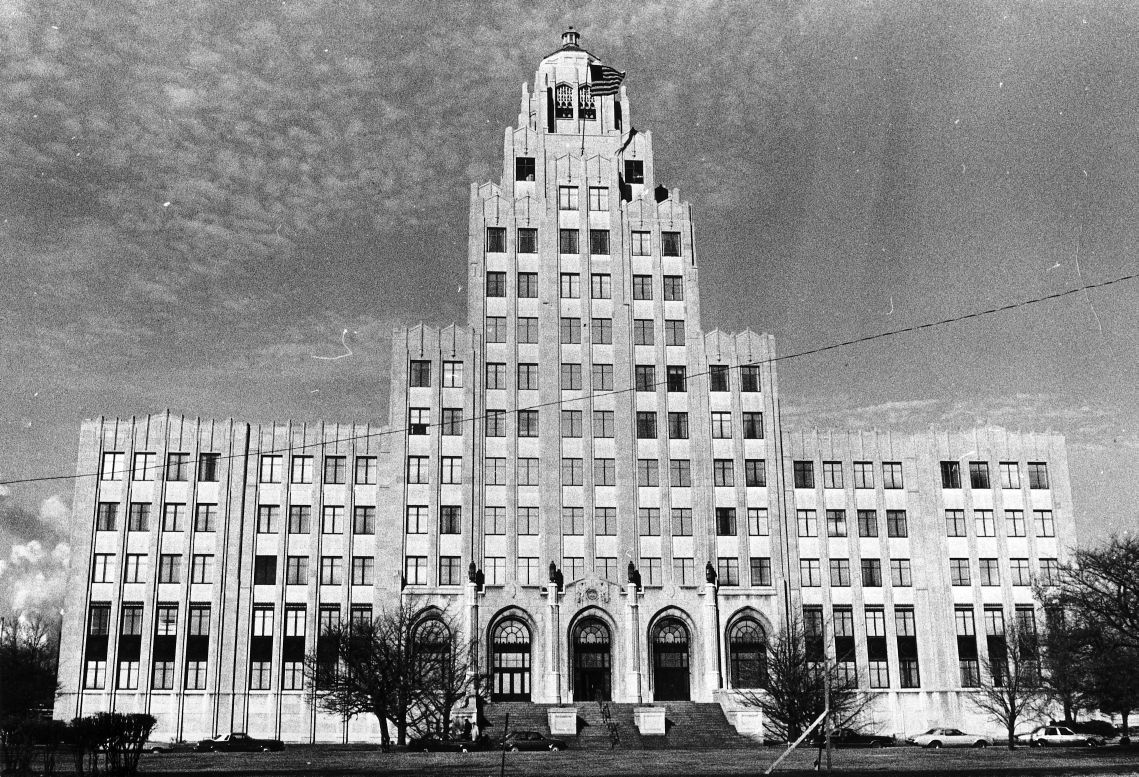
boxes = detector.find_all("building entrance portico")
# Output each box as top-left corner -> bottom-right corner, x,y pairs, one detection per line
571,618 -> 612,701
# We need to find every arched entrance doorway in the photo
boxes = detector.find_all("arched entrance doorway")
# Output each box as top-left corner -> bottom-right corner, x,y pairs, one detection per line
728,618 -> 768,688
491,619 -> 531,700
652,619 -> 691,701
572,619 -> 611,701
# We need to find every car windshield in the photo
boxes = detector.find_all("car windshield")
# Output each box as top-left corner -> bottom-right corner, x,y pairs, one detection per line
1057,728 -> 1074,735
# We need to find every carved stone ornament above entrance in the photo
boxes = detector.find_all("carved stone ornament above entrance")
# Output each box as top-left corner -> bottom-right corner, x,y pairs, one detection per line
568,575 -> 613,605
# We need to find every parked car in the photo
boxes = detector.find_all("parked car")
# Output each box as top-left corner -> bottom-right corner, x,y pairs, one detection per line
194,732 -> 285,752
907,728 -> 991,748
142,740 -> 189,753
500,730 -> 567,751
407,735 -> 480,753
810,728 -> 896,748
1016,726 -> 1103,747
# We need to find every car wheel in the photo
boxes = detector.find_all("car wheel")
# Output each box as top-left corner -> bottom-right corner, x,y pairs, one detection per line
973,740 -> 988,749
459,745 -> 469,753
929,741 -> 942,749
550,744 -> 562,752
509,745 -> 520,752
870,741 -> 882,749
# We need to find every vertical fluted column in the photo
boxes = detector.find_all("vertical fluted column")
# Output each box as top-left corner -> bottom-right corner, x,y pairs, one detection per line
546,583 -> 562,703
704,581 -> 722,695
626,583 -> 643,702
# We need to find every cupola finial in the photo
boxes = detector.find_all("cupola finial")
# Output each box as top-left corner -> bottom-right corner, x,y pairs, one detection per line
561,26 -> 580,49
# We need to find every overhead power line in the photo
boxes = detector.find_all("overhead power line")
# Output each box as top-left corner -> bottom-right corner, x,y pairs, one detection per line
1,271 -> 1135,488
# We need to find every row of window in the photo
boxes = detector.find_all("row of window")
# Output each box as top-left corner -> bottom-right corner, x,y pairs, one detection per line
99,451 -> 222,483
945,508 -> 1056,538
949,557 -> 1060,586
471,408 -> 763,441
486,270 -> 684,301
798,556 -> 1058,588
485,317 -> 703,348
803,605 -> 921,689
93,553 -> 378,586
95,503 -> 377,534
793,460 -> 1052,491
796,509 -> 910,538
941,460 -> 1049,490
485,226 -> 678,258
793,460 -> 903,490
954,604 -> 1039,687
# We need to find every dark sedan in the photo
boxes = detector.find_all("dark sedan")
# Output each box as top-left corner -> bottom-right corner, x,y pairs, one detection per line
194,732 -> 284,752
501,730 -> 567,751
811,728 -> 896,748
407,735 -> 480,753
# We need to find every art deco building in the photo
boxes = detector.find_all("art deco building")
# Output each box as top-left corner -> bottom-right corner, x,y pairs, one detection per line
55,30 -> 1075,743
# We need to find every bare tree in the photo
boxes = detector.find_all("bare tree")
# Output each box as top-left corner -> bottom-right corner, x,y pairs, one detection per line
1037,607 -> 1089,722
1084,632 -> 1139,736
1051,535 -> 1139,651
971,623 -> 1047,749
735,616 -> 871,743
0,615 -> 59,718
413,616 -> 476,738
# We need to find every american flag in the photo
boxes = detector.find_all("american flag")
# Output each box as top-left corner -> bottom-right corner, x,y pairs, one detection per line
589,63 -> 625,96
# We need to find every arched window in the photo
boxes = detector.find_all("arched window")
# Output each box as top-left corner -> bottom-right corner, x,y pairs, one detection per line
578,85 -> 595,120
572,618 -> 611,701
728,618 -> 768,689
554,84 -> 574,119
491,619 -> 531,700
413,618 -> 451,676
652,618 -> 690,700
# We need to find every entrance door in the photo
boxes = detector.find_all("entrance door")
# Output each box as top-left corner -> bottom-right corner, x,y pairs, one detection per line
572,619 -> 611,701
491,619 -> 531,700
652,619 -> 691,701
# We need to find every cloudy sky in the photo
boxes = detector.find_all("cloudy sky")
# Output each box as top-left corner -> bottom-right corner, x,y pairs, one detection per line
2,0 -> 1137,617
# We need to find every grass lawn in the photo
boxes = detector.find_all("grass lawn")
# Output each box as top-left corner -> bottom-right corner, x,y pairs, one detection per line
139,744 -> 1139,777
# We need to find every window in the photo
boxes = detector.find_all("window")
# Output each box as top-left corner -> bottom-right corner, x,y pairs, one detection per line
92,554 -> 113,583
258,455 -> 282,483
715,508 -> 737,536
100,451 -> 124,480
560,316 -> 581,344
666,366 -> 687,392
442,361 -> 463,387
857,510 -> 878,538
822,462 -> 842,489
674,558 -> 696,586
639,508 -> 661,536
742,412 -> 764,439
713,459 -> 734,487
671,508 -> 693,536
561,458 -> 584,486
592,458 -> 615,486
517,362 -> 539,390
940,461 -> 961,488
945,509 -> 967,537
352,557 -> 374,586
632,274 -> 653,300
516,557 -> 540,586
517,228 -> 537,254
409,359 -> 432,387
1034,510 -> 1055,537
518,274 -> 538,301
591,318 -> 612,344
861,559 -> 882,587
897,607 -> 920,687
559,272 -> 581,299
161,503 -> 184,532
625,159 -> 645,184
950,558 -> 971,586
484,506 -> 505,535
591,272 -> 611,299
353,506 -> 375,535
969,461 -> 990,489
662,232 -> 681,257
565,556 -> 586,582
800,559 -> 821,587
668,412 -> 689,439
636,459 -> 659,487
286,556 -> 309,585
407,456 -> 429,484
1006,509 -> 1026,537
124,554 -> 146,583
288,505 -> 311,534
558,185 -> 578,210
1028,462 -> 1050,489
890,559 -> 912,587
793,461 -> 815,489
484,557 -> 505,586
165,453 -> 189,481
554,83 -> 573,117
515,157 -> 535,181
718,557 -> 740,586
561,363 -> 582,391
635,366 -> 655,392
193,504 -> 216,532
979,558 -> 1000,586
127,503 -> 150,532
1039,558 -> 1060,585
595,507 -> 617,536
662,275 -> 683,300
404,556 -> 427,586
158,554 -> 181,584
592,363 -> 613,391
750,557 -> 772,586
593,410 -> 615,438
664,319 -> 685,345
441,408 -> 463,436
408,407 -> 429,435
866,608 -> 889,688
747,508 -> 769,536
405,506 -> 427,534
830,559 -> 851,587
484,457 -> 506,486
486,363 -> 506,390
669,459 -> 691,488
883,462 -> 904,489
355,456 -> 377,484
321,455 -> 346,484
559,229 -> 579,254
633,319 -> 654,345
711,411 -> 732,439
740,365 -> 761,392
439,506 -> 461,534
518,458 -> 540,486
486,315 -> 507,343
131,452 -> 155,481
797,509 -> 817,537
975,510 -> 995,537
290,456 -> 313,483
886,510 -> 908,537
589,186 -> 608,211
709,364 -> 729,392
485,410 -> 506,437
633,411 -> 656,440
631,233 -> 651,258
440,456 -> 462,484
320,556 -> 342,586
252,555 -> 275,585
589,229 -> 610,255
197,453 -> 220,482
486,228 -> 506,253
1000,462 -> 1020,489
1010,558 -> 1031,586
826,509 -> 847,537
561,410 -> 583,438
853,462 -> 874,489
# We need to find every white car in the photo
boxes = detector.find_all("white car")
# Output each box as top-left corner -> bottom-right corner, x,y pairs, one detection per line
907,727 -> 991,748
1016,726 -> 1103,747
